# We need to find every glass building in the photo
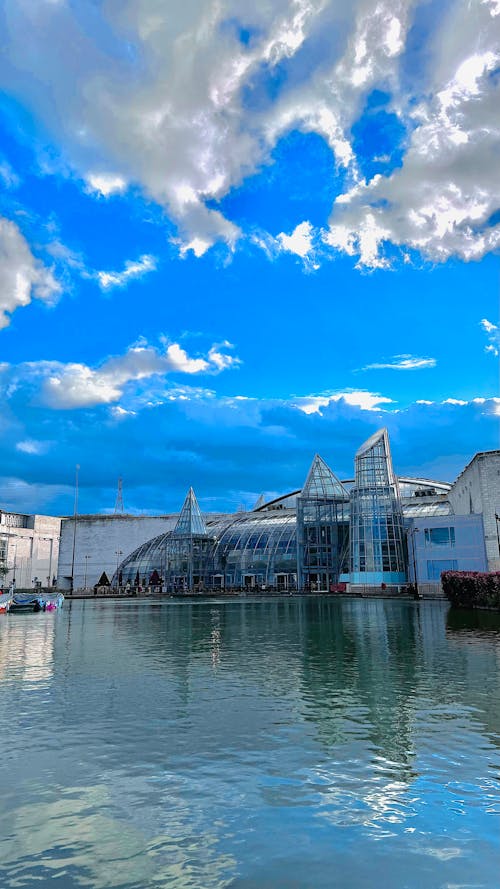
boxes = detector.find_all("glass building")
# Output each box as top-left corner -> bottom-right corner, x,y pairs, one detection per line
349,429 -> 407,584
115,493 -> 297,592
297,454 -> 350,592
112,429 -> 465,593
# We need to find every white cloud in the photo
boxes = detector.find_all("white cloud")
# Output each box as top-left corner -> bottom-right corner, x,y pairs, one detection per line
293,390 -> 394,414
96,254 -> 157,290
16,439 -> 50,455
0,159 -> 20,189
38,339 -> 241,408
277,221 -> 314,258
1,0 -> 499,264
480,318 -> 499,356
325,3 -> 500,266
0,217 -> 61,328
362,355 -> 437,371
85,173 -> 127,197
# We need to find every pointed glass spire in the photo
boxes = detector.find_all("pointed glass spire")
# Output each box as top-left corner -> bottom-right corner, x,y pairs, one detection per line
174,487 -> 207,536
301,454 -> 349,500
253,494 -> 265,510
355,427 -> 396,487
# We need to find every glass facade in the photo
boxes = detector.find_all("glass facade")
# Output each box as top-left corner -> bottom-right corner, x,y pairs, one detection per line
350,429 -> 407,584
115,504 -> 297,592
297,455 -> 350,591
112,429 -> 479,593
208,512 -> 297,590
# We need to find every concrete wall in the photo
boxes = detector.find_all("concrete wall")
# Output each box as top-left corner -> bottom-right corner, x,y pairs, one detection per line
58,515 -> 178,590
408,514 -> 487,583
0,512 -> 61,590
448,451 -> 500,570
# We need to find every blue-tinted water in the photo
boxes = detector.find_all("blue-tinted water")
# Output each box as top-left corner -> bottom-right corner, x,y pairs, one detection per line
0,598 -> 499,888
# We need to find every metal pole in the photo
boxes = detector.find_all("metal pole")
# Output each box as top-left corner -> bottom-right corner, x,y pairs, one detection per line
84,554 -> 89,590
495,513 -> 500,558
70,464 -> 80,594
412,530 -> 419,599
115,550 -> 123,590
406,527 -> 419,598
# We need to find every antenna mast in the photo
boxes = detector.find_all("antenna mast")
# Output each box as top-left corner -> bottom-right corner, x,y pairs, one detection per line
114,477 -> 124,514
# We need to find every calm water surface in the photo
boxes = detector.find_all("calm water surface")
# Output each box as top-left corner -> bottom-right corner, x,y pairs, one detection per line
0,598 -> 499,888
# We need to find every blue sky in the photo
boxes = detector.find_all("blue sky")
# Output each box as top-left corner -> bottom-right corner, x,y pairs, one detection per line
0,0 -> 499,516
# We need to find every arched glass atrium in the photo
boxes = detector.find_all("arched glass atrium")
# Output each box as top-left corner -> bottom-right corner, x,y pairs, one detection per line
115,508 -> 297,592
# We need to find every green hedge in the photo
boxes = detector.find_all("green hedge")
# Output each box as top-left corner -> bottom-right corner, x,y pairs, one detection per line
441,571 -> 500,609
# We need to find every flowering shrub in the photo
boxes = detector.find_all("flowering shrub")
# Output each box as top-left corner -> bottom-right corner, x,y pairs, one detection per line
442,571 -> 500,609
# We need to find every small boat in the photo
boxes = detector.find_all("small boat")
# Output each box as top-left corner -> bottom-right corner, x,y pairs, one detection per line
9,593 -> 46,613
8,592 -> 64,614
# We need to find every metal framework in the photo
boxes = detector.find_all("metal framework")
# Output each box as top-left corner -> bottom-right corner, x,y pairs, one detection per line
297,454 -> 350,591
350,428 -> 406,583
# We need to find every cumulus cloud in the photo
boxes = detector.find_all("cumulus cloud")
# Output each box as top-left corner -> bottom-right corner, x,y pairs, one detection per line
292,390 -> 394,414
95,254 -> 157,290
277,221 -> 314,259
0,0 -> 497,264
361,355 -> 437,371
325,3 -> 500,266
3,339 -> 240,409
85,173 -> 128,197
480,318 -> 499,356
0,217 -> 61,328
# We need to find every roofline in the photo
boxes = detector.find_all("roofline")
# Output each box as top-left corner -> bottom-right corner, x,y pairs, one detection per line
451,449 -> 500,486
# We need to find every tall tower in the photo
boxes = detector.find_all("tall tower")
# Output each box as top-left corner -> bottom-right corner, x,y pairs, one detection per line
114,477 -> 124,514
350,428 -> 406,586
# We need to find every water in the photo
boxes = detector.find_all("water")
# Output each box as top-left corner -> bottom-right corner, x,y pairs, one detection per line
0,598 -> 499,889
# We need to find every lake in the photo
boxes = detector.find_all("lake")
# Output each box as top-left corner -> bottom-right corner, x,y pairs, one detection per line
0,597 -> 499,888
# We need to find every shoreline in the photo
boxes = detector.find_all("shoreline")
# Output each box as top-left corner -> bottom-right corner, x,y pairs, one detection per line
63,589 -> 445,602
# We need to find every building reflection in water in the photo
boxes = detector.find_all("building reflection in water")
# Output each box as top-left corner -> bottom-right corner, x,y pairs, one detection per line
0,616 -> 55,685
1,599 -> 500,889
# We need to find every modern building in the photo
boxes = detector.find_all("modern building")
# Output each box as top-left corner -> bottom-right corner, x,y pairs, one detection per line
407,514 -> 487,586
56,430 -> 498,594
348,429 -> 407,586
0,510 -> 61,591
296,455 -> 350,592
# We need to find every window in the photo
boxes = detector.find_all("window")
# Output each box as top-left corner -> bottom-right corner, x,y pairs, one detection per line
424,527 -> 455,547
427,559 -> 458,580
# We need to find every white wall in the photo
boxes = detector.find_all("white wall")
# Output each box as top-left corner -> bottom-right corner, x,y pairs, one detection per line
449,451 -> 500,570
58,515 -> 178,590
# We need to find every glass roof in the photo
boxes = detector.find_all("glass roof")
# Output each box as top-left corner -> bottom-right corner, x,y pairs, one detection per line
301,454 -> 349,500
174,487 -> 207,536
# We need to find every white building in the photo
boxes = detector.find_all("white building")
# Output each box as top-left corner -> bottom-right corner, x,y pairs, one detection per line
448,450 -> 500,571
57,514 -> 179,591
0,510 -> 61,591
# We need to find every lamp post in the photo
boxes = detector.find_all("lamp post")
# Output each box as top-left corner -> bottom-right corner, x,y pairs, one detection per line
221,553 -> 227,594
115,550 -> 123,591
12,543 -> 17,592
84,554 -> 90,590
495,513 -> 500,559
406,527 -> 420,599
